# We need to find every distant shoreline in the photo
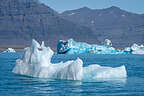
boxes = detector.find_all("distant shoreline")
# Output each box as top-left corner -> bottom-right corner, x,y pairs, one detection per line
0,45 -> 56,52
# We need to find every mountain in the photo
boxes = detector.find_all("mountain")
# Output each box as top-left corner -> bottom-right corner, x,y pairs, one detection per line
60,6 -> 144,47
0,0 -> 97,47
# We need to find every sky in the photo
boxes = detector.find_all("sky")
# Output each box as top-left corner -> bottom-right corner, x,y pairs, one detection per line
39,0 -> 144,14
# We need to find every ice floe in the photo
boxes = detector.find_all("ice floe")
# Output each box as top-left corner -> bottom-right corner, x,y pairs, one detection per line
3,48 -> 16,53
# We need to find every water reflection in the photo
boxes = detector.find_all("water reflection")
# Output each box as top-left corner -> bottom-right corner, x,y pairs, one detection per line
12,74 -> 127,96
12,75 -> 84,95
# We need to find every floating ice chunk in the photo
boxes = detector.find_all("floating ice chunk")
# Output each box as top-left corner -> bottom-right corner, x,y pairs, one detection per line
3,48 -> 16,53
131,43 -> 140,51
130,43 -> 144,54
123,43 -> 144,54
57,39 -> 126,54
83,65 -> 127,81
12,39 -> 127,81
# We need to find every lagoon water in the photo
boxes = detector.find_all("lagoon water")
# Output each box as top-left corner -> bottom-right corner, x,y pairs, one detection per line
0,52 -> 144,96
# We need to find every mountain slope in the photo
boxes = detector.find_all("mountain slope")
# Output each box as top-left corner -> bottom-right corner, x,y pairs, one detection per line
60,6 -> 144,47
0,0 -> 97,47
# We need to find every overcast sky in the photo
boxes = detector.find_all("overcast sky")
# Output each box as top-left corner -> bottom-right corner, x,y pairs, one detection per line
39,0 -> 144,14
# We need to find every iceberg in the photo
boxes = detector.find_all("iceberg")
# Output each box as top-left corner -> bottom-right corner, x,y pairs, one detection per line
57,39 -> 126,54
131,44 -> 144,54
3,48 -> 16,53
124,43 -> 144,54
12,39 -> 127,81
12,39 -> 83,80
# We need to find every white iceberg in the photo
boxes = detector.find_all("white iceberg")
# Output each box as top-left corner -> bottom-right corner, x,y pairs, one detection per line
13,39 -> 83,80
12,39 -> 127,81
3,48 -> 16,53
83,64 -> 126,81
131,43 -> 144,54
123,43 -> 144,54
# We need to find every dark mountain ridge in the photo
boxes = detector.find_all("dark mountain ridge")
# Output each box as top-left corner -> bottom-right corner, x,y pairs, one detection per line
0,0 -> 97,47
60,6 -> 144,47
0,0 -> 144,48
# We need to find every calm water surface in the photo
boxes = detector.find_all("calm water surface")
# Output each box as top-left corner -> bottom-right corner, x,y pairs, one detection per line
0,52 -> 144,96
